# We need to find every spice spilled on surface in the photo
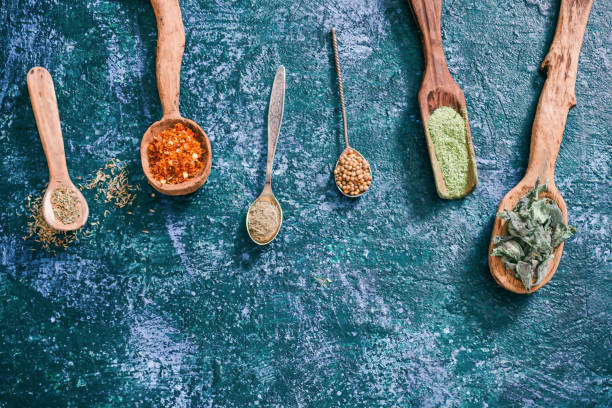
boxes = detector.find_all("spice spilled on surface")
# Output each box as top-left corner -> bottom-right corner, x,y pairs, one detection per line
81,158 -> 138,208
50,184 -> 81,224
427,106 -> 470,198
334,149 -> 372,196
247,199 -> 281,243
24,159 -> 139,252
492,179 -> 576,292
26,192 -> 78,250
148,123 -> 206,185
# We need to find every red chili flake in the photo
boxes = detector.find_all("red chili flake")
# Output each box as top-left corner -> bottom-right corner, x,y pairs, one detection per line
148,123 -> 206,184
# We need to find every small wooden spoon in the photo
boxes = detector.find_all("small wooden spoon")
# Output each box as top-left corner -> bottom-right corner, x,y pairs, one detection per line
27,67 -> 89,231
489,0 -> 593,294
330,28 -> 373,198
140,0 -> 212,196
246,66 -> 286,245
407,0 -> 477,199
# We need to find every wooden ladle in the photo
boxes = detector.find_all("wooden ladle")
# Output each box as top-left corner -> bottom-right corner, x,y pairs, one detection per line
140,0 -> 212,195
489,0 -> 593,294
408,0 -> 477,199
27,67 -> 89,231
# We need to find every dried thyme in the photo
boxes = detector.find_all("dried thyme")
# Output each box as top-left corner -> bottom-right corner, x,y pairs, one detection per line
50,184 -> 81,224
25,192 -> 78,250
492,179 -> 576,292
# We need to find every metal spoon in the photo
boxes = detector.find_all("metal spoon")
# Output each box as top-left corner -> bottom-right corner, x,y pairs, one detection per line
27,67 -> 89,231
330,28 -> 372,198
246,66 -> 285,245
489,0 -> 593,294
140,0 -> 212,196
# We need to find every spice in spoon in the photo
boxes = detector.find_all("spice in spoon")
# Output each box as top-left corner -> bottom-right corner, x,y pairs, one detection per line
492,179 -> 576,292
330,28 -> 373,198
26,191 -> 78,250
148,123 -> 206,185
24,159 -> 139,252
427,106 -> 470,198
50,184 -> 81,224
247,199 -> 281,243
334,149 -> 372,196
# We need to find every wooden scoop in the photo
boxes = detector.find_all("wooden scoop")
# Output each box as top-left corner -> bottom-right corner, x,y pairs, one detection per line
140,0 -> 212,195
27,67 -> 89,231
408,0 -> 477,199
489,0 -> 593,294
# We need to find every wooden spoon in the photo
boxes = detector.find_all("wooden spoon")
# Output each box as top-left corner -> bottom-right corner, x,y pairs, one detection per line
246,66 -> 285,245
140,0 -> 212,196
407,0 -> 477,199
27,67 -> 89,231
489,0 -> 593,294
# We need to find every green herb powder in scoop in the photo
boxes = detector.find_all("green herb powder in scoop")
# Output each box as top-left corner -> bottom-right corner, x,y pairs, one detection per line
426,106 -> 470,198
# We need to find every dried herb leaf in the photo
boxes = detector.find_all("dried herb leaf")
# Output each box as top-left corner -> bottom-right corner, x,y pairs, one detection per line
530,199 -> 550,225
516,261 -> 534,291
491,240 -> 523,262
492,178 -> 576,292
535,255 -> 554,287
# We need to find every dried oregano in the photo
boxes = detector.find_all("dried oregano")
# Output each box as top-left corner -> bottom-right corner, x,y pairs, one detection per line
492,179 -> 576,292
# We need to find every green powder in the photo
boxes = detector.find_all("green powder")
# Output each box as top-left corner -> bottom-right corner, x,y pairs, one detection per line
426,106 -> 470,198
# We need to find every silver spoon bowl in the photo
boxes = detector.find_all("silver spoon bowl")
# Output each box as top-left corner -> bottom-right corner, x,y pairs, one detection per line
334,147 -> 372,198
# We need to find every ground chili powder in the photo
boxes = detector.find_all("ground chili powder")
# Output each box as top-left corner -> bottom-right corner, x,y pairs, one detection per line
148,123 -> 206,184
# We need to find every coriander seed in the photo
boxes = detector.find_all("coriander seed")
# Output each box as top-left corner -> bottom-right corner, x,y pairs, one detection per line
334,149 -> 372,197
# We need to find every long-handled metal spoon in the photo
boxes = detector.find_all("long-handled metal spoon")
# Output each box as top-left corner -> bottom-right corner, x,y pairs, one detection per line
246,66 -> 285,245
489,0 -> 593,294
27,67 -> 89,231
140,0 -> 212,196
331,28 -> 373,198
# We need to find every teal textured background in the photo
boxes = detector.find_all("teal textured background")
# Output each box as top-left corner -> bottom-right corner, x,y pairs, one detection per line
1,0 -> 611,406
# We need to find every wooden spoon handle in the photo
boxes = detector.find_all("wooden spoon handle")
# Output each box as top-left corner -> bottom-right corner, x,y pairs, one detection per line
27,67 -> 69,181
151,0 -> 185,119
407,0 -> 449,86
527,0 -> 593,182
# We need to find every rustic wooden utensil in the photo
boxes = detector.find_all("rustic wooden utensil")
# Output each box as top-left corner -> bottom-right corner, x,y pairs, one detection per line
27,67 -> 89,231
246,66 -> 285,245
407,0 -> 477,199
330,28 -> 372,198
489,0 -> 593,294
140,0 -> 212,195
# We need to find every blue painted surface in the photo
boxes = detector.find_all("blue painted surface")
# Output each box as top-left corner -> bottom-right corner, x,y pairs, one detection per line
0,0 -> 610,406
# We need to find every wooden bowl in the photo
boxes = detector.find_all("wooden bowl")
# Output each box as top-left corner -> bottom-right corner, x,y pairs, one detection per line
140,116 -> 212,196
